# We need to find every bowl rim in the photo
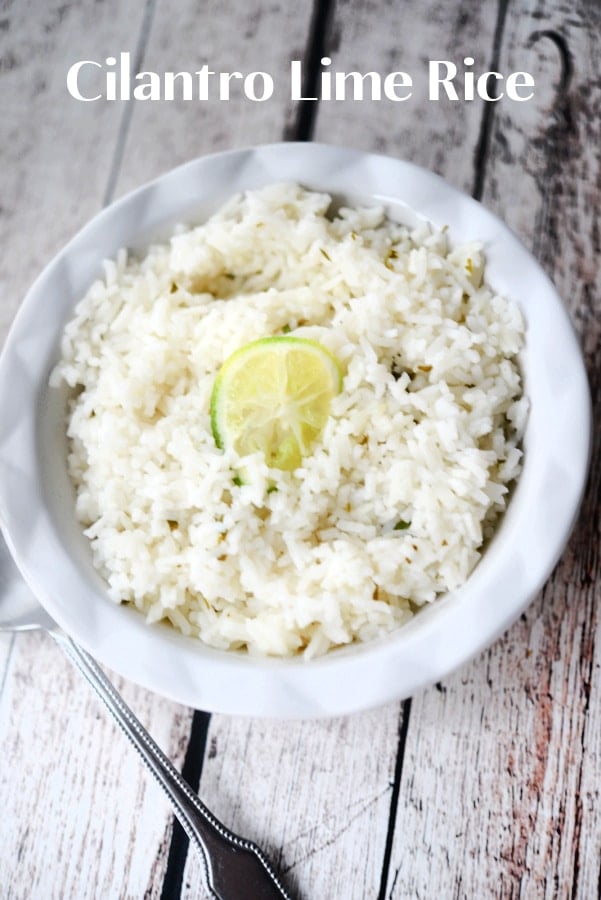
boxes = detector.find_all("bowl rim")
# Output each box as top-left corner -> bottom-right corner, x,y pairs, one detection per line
0,141 -> 592,717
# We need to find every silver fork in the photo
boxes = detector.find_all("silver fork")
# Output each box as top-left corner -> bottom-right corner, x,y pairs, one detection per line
0,531 -> 292,900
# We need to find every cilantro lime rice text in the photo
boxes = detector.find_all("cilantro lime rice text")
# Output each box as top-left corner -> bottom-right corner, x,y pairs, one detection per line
52,183 -> 527,658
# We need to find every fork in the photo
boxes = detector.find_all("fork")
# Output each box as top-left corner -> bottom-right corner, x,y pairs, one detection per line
0,531 -> 292,900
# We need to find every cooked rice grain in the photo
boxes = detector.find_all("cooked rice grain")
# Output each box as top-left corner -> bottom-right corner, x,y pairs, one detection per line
52,183 -> 527,658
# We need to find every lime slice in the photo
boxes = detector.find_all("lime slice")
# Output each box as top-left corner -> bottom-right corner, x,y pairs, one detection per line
210,336 -> 343,471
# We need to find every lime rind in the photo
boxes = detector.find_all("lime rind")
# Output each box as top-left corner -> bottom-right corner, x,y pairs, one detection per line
210,335 -> 343,473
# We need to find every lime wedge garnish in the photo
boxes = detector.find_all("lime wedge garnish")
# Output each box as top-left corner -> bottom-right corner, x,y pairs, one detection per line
210,336 -> 343,471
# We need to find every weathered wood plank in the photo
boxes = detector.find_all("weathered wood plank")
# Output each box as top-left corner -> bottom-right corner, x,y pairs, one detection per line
0,3 -> 194,898
111,3 -> 323,897
385,1 -> 601,897
179,3 -> 509,899
0,0 -> 137,333
487,3 -> 601,897
182,707 -> 403,900
111,0 -> 310,198
1,2 -> 599,900
0,631 -> 190,900
312,0 -> 501,195
0,1 -> 317,898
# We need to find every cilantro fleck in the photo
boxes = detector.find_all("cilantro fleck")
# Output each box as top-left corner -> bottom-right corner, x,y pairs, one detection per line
394,519 -> 411,531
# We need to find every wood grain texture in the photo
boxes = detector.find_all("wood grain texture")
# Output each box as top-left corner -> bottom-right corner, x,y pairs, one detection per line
0,3 -> 193,898
312,0 -> 500,194
111,0 -> 312,198
137,2 -> 409,896
0,632 -> 191,900
0,0 -> 139,335
181,707 -> 404,900
0,1 -> 319,899
174,2 -> 545,898
0,0 -> 599,898
385,1 -> 601,897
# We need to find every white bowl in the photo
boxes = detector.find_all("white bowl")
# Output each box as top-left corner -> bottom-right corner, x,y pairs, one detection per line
0,143 -> 591,718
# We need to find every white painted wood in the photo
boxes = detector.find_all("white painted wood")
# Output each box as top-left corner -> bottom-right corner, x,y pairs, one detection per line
0,2 -> 194,897
183,706 -> 403,900
313,0 -> 499,195
178,3 -> 509,898
111,0 -> 311,198
0,631 -> 190,899
0,0 -> 138,336
383,1 -> 601,897
576,605 -> 601,899
0,0 -> 599,899
116,3 -> 405,896
0,1 -> 317,898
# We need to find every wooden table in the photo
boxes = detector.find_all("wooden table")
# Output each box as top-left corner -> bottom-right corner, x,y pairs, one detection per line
1,1 -> 599,897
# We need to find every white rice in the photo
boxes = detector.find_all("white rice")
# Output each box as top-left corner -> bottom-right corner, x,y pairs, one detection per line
52,183 -> 527,658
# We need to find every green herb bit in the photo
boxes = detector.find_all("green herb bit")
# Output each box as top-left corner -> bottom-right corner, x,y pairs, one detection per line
394,519 -> 411,531
391,361 -> 411,381
282,324 -> 292,334
320,248 -> 331,261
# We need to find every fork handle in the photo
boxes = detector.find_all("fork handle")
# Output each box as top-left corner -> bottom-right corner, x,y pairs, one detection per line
49,630 -> 291,900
